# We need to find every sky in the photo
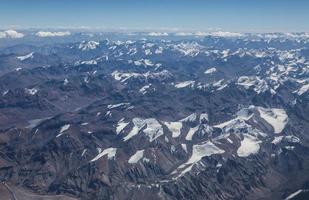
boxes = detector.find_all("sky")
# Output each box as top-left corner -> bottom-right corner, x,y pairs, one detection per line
0,0 -> 309,32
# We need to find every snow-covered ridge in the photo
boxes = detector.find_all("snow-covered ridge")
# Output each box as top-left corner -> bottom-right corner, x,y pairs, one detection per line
175,81 -> 195,88
90,147 -> 117,162
171,42 -> 203,56
173,141 -> 224,178
116,118 -> 130,134
237,76 -> 270,94
107,103 -> 130,109
123,118 -> 163,142
79,41 -> 100,51
17,52 -> 34,61
294,83 -> 309,95
112,70 -> 171,83
139,84 -> 151,94
75,59 -> 98,66
164,122 -> 182,138
132,59 -> 154,67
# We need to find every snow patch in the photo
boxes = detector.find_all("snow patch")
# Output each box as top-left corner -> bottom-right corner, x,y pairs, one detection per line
164,121 -> 182,138
257,107 -> 288,133
175,81 -> 195,88
90,147 -> 117,162
108,103 -> 130,109
185,125 -> 199,141
204,67 -> 217,74
116,118 -> 129,134
128,150 -> 144,164
174,141 -> 224,178
294,84 -> 309,95
17,52 -> 34,61
285,190 -> 304,200
139,84 -> 151,94
56,124 -> 70,138
237,134 -> 261,157
79,41 -> 99,51
124,118 -> 164,142
181,144 -> 188,153
24,88 -> 38,95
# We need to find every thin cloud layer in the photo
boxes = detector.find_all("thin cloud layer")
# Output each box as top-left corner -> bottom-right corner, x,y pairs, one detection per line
36,31 -> 71,37
211,31 -> 244,37
148,32 -> 169,36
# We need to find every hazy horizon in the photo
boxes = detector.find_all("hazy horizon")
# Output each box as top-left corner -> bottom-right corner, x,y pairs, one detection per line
1,0 -> 309,32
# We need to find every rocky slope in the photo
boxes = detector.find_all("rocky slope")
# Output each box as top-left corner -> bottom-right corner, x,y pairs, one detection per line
0,32 -> 309,200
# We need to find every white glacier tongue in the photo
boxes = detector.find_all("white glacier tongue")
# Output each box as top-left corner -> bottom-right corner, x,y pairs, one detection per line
257,107 -> 288,134
237,134 -> 261,157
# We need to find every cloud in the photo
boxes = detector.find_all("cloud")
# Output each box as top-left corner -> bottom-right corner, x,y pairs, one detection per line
193,31 -> 243,37
210,31 -> 244,37
36,31 -> 71,37
175,32 -> 193,36
0,30 -> 24,39
194,31 -> 209,36
148,32 -> 169,36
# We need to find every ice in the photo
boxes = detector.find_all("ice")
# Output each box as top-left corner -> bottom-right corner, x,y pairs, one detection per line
128,150 -> 144,164
56,124 -> 70,138
237,134 -> 261,157
164,121 -> 182,138
90,147 -> 117,162
204,67 -> 217,74
257,107 -> 288,133
116,118 -> 129,134
17,52 -> 34,61
185,125 -> 199,141
175,81 -> 195,88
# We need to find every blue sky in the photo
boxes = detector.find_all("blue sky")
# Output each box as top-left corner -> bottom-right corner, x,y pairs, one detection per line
0,0 -> 308,32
